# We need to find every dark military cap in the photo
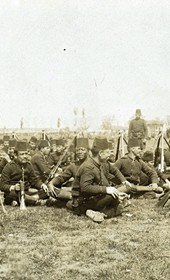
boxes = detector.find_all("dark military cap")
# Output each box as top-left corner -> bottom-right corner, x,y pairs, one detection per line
38,140 -> 50,149
30,136 -> 38,143
15,141 -> 28,152
9,139 -> 17,148
92,137 -> 109,151
135,109 -> 142,115
76,138 -> 89,149
142,151 -> 154,162
3,135 -> 10,142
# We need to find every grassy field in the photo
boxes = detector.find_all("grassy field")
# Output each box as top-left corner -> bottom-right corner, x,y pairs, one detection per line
0,198 -> 169,280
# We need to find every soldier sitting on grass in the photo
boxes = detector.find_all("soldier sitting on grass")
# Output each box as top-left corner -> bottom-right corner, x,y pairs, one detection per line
71,137 -> 131,222
47,137 -> 90,206
113,139 -> 163,196
0,141 -> 48,207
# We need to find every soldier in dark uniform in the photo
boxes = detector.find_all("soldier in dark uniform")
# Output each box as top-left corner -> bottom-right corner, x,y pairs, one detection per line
114,138 -> 162,195
142,150 -> 170,191
0,139 -> 16,174
0,141 -> 48,206
128,109 -> 148,149
72,138 -> 131,221
0,139 -> 4,150
28,136 -> 38,157
47,138 -> 71,170
48,137 -> 90,201
50,139 -> 57,152
31,140 -> 51,183
3,135 -> 10,152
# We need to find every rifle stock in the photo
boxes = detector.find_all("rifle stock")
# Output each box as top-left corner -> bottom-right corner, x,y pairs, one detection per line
156,190 -> 170,207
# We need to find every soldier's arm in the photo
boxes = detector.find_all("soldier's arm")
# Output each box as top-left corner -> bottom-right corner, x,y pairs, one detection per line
140,160 -> 159,184
31,156 -> 51,176
0,164 -> 13,192
50,164 -> 75,187
28,164 -> 43,190
109,163 -> 126,183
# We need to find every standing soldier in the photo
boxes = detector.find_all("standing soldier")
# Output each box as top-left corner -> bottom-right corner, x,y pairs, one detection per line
128,109 -> 148,149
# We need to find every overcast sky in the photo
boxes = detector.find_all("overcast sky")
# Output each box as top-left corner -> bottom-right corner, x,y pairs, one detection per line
0,0 -> 170,129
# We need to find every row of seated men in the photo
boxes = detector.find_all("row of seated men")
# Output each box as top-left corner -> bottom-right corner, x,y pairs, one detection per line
0,135 -> 170,222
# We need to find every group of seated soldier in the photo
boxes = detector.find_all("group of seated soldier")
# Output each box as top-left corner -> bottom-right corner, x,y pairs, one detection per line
0,133 -> 170,223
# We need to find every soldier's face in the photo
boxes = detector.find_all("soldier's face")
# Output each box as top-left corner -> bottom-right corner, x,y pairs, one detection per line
76,147 -> 87,160
56,145 -> 64,154
131,146 -> 141,157
42,146 -> 51,155
109,149 -> 115,162
51,144 -> 57,152
17,151 -> 28,164
135,113 -> 141,119
29,141 -> 36,150
99,149 -> 111,162
3,141 -> 9,147
8,147 -> 15,156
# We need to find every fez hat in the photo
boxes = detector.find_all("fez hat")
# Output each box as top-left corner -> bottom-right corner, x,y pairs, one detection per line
9,139 -> 17,148
142,151 -> 154,162
56,138 -> 65,146
3,135 -> 10,142
128,138 -> 141,148
15,141 -> 28,152
30,136 -> 38,143
92,137 -> 109,151
135,109 -> 142,115
76,138 -> 89,149
38,140 -> 50,149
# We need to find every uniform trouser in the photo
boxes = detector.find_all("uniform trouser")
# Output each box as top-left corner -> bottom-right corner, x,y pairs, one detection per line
4,189 -> 48,205
74,194 -> 122,218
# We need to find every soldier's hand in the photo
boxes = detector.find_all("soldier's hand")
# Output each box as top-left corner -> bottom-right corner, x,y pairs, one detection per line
41,183 -> 48,193
106,186 -> 119,199
47,183 -> 56,197
149,183 -> 158,189
10,183 -> 21,192
163,179 -> 170,190
122,180 -> 132,187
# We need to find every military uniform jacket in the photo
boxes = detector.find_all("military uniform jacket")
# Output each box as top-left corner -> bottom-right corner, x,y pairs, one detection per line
128,118 -> 148,139
31,151 -> 51,182
114,155 -> 159,184
0,160 -> 42,193
52,159 -> 86,187
72,157 -> 126,198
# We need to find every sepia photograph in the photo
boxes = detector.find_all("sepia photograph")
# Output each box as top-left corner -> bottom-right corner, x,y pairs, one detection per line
0,1 -> 170,279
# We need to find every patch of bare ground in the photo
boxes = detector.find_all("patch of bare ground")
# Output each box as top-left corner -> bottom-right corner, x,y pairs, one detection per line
0,198 -> 169,280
